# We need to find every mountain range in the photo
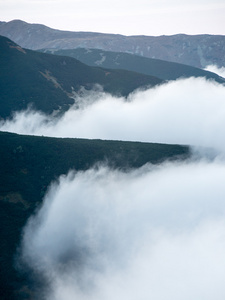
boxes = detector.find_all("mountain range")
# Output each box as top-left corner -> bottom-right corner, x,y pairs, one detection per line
1,33 -> 223,120
0,35 -> 162,119
1,20 -> 225,68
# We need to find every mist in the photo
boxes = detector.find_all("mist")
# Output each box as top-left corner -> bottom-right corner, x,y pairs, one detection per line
7,76 -> 225,299
21,161 -> 225,300
1,77 -> 225,153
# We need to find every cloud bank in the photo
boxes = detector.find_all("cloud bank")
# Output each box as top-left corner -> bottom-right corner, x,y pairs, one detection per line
21,161 -> 225,300
8,76 -> 225,299
1,77 -> 225,153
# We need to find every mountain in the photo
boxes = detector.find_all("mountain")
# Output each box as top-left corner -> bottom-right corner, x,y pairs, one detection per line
0,131 -> 190,299
1,20 -> 225,68
0,35 -> 162,119
41,47 -> 225,82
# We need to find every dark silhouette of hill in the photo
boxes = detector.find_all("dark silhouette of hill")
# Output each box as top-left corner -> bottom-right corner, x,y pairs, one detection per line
42,47 -> 225,82
0,131 -> 190,299
0,35 -> 162,119
1,20 -> 225,68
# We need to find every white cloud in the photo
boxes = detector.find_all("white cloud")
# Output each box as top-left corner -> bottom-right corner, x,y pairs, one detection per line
10,76 -> 225,299
0,75 -> 222,298
21,161 -> 225,299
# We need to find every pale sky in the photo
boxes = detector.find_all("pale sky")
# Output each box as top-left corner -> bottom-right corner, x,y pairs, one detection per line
1,0 -> 225,36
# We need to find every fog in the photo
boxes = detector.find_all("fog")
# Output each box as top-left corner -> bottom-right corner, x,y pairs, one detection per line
21,161 -> 225,300
8,76 -> 225,299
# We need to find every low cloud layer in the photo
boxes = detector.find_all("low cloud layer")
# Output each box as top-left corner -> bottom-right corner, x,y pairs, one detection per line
1,77 -> 225,153
21,161 -> 225,300
8,76 -> 225,299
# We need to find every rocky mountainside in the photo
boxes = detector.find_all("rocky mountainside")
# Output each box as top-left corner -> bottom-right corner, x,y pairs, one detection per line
42,47 -> 225,82
1,20 -> 225,68
0,35 -> 162,119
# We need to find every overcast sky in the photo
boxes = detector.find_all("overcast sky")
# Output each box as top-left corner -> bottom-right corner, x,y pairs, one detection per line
1,0 -> 225,36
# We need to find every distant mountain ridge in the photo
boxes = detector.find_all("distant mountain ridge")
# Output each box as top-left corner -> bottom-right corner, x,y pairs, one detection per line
42,47 -> 225,82
1,20 -> 225,68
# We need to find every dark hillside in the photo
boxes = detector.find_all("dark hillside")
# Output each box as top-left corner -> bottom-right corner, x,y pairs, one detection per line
0,35 -> 163,119
0,131 -> 189,299
42,48 -> 225,82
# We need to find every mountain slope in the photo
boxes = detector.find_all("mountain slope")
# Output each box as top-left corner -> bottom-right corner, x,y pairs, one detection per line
0,131 -> 190,299
1,20 -> 225,68
0,35 -> 162,119
42,47 -> 225,82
